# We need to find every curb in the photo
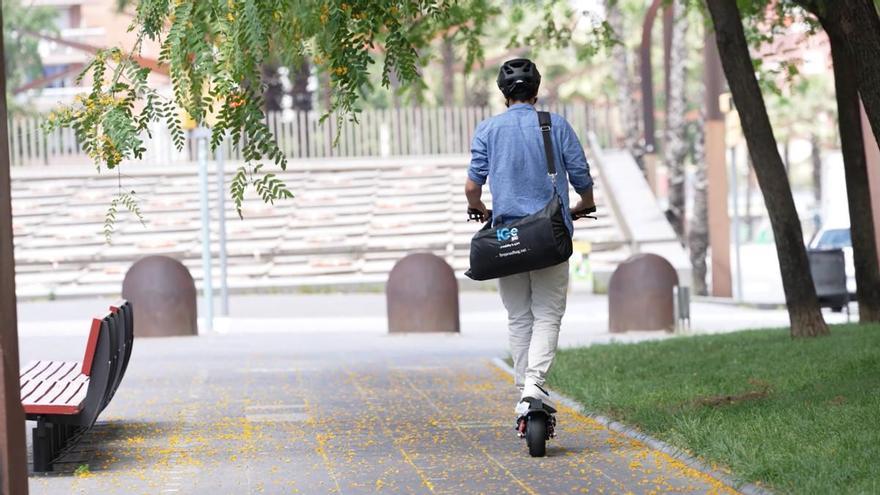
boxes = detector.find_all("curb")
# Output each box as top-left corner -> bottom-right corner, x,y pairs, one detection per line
692,296 -> 786,311
490,357 -> 774,495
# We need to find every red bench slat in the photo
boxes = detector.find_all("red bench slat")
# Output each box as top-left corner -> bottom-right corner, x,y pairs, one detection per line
23,383 -> 88,415
81,318 -> 102,376
110,299 -> 126,313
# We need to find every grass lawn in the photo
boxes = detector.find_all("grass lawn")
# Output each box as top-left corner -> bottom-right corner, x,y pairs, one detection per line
547,324 -> 880,494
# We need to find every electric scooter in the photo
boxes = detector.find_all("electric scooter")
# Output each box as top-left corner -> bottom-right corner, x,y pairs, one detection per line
517,396 -> 557,457
467,204 -> 597,457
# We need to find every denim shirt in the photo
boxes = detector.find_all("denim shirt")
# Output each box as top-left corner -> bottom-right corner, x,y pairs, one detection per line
467,103 -> 593,234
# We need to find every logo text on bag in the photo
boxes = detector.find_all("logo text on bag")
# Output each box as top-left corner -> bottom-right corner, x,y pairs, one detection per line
496,227 -> 519,242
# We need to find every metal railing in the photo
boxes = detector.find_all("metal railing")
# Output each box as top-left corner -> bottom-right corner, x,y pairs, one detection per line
8,103 -> 597,167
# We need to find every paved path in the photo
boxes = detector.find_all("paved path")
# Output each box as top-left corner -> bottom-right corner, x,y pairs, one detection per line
24,330 -> 740,494
17,292 -> 854,339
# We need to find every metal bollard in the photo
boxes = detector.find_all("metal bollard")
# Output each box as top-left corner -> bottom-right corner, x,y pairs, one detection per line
608,253 -> 679,332
386,253 -> 460,333
122,256 -> 198,337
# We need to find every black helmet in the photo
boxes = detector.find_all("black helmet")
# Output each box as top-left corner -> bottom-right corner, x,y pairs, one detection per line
497,58 -> 541,99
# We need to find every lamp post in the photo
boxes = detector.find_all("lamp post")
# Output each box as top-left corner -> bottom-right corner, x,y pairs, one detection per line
215,142 -> 229,316
729,145 -> 743,302
195,127 -> 214,332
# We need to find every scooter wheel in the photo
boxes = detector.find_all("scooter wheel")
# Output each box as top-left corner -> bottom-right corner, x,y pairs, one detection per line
526,415 -> 547,457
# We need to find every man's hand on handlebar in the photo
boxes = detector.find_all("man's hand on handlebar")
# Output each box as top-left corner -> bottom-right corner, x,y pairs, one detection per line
571,190 -> 596,221
570,200 -> 597,221
467,208 -> 491,222
467,201 -> 490,222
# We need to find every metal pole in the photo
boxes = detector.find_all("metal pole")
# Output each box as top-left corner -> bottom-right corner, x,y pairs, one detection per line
195,127 -> 214,332
705,29 -> 732,297
215,142 -> 229,316
0,1 -> 31,488
730,146 -> 743,302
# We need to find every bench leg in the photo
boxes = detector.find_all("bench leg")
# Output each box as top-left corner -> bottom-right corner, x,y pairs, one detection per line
61,424 -> 74,446
53,422 -> 63,452
32,420 -> 54,473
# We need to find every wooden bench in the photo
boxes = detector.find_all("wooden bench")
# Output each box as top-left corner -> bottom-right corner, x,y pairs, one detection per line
20,301 -> 134,472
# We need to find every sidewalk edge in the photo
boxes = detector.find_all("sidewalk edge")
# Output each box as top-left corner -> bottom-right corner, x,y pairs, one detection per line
490,357 -> 773,495
692,296 -> 786,310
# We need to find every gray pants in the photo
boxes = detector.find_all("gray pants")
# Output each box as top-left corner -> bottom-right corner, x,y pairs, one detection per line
498,261 -> 569,398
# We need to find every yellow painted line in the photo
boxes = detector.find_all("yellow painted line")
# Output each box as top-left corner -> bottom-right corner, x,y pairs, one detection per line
489,362 -> 742,495
399,373 -> 541,495
296,370 -> 344,494
346,370 -> 436,493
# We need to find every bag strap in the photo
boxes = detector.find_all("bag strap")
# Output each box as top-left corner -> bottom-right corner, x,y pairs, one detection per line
538,111 -> 556,177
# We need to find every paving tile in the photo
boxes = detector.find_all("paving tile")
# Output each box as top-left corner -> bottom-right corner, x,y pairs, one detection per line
22,333 -> 741,494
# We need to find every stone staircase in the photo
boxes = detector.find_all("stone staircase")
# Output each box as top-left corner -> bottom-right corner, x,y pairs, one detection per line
10,156 -> 631,299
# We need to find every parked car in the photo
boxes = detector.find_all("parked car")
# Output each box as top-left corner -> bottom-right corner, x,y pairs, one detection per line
809,226 -> 856,296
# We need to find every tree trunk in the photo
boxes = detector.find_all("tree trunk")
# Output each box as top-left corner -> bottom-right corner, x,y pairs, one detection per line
606,0 -> 641,160
838,0 -> 880,150
318,69 -> 332,112
797,0 -> 880,322
704,0 -> 828,337
664,0 -> 688,239
630,48 -> 645,166
641,0 -> 662,154
663,3 -> 673,108
262,64 -> 284,112
441,36 -> 455,106
688,113 -> 709,296
0,6 -> 31,489
291,62 -> 312,112
810,133 -> 822,204
390,72 -> 401,109
825,24 -> 880,322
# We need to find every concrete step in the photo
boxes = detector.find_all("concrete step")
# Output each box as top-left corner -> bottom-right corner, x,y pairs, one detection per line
11,157 -> 631,299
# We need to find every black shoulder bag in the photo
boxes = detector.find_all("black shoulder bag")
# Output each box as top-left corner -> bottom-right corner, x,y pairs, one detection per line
465,111 -> 573,281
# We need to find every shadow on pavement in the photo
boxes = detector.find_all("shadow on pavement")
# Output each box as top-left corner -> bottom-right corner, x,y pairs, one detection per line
29,420 -> 172,476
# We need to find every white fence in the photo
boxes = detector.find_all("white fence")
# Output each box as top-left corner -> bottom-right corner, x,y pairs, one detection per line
8,103 -> 597,166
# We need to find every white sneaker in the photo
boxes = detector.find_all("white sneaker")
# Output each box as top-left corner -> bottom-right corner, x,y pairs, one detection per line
521,383 -> 554,409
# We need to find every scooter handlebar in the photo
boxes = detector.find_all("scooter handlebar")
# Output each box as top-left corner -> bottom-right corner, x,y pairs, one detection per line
467,208 -> 492,222
571,205 -> 597,221
467,206 -> 595,222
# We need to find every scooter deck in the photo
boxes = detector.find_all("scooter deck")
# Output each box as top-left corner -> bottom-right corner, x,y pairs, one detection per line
521,396 -> 557,415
